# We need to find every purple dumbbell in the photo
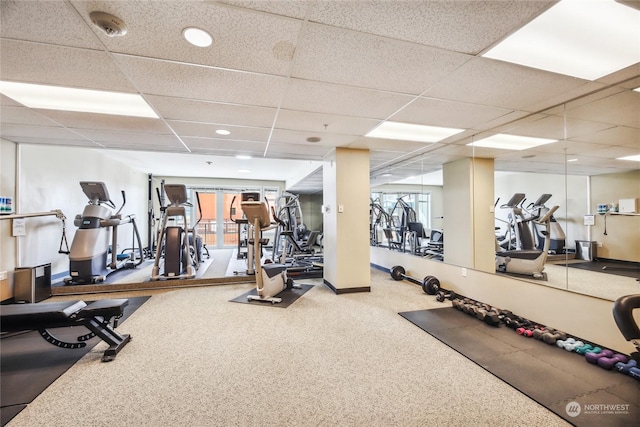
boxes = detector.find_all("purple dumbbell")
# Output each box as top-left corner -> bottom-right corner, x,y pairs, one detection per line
597,353 -> 629,370
586,349 -> 613,364
616,359 -> 637,374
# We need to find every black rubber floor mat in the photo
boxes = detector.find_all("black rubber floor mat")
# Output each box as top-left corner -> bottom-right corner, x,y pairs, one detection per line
0,296 -> 150,426
230,284 -> 313,308
399,307 -> 639,427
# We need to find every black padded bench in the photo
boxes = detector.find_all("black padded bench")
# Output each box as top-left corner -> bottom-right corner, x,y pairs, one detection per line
1,299 -> 131,362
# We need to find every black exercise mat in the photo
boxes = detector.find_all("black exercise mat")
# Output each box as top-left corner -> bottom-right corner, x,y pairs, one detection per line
399,307 -> 639,427
230,284 -> 313,308
0,296 -> 150,426
567,259 -> 640,280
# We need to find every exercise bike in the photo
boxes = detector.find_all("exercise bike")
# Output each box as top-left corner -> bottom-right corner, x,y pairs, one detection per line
496,205 -> 558,279
241,199 -> 298,304
150,184 -> 200,280
65,181 -> 143,284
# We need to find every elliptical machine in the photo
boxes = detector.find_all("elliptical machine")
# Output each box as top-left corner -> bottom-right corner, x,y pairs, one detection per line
526,194 -> 566,254
496,205 -> 559,279
150,184 -> 198,280
241,199 -> 297,304
65,181 -> 143,284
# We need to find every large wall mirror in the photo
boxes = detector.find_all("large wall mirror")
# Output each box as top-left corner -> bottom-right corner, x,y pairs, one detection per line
371,80 -> 640,303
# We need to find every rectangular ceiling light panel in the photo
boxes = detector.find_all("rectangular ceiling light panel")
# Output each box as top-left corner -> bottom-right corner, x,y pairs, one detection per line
617,154 -> 640,161
0,81 -> 159,118
482,0 -> 640,80
366,121 -> 464,143
468,133 -> 557,150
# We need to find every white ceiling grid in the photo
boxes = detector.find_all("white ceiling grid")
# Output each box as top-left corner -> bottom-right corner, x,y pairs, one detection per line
0,0 -> 638,193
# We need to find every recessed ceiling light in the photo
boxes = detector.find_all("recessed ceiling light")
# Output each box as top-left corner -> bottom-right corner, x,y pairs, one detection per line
366,121 -> 464,143
482,0 -> 640,80
467,134 -> 557,150
215,129 -> 231,136
236,155 -> 251,159
183,27 -> 213,47
0,81 -> 158,118
634,87 -> 640,93
617,154 -> 640,162
238,169 -> 251,174
567,158 -> 578,162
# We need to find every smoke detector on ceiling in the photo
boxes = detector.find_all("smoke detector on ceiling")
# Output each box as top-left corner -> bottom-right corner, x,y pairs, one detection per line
90,11 -> 128,37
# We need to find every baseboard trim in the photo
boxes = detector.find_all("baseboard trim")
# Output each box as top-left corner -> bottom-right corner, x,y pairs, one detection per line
323,279 -> 370,295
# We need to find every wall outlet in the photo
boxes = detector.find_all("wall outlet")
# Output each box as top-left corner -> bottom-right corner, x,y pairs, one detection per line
597,242 -> 603,248
461,267 -> 467,277
0,271 -> 7,281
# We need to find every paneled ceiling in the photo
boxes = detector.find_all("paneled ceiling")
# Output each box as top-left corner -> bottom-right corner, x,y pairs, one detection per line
1,0 -> 639,194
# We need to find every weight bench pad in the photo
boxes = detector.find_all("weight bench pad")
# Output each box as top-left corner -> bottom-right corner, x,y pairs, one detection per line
78,299 -> 128,318
1,301 -> 87,331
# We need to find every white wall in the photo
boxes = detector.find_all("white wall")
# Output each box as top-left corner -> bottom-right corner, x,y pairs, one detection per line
15,144 -> 149,278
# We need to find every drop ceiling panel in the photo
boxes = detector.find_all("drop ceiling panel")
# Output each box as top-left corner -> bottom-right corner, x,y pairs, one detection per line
577,145 -> 640,160
0,0 -> 102,49
114,55 -> 289,107
282,79 -> 414,119
0,104 -> 60,127
183,137 -> 266,154
266,142 -> 334,158
270,129 -> 356,147
309,0 -> 555,55
292,23 -> 471,95
345,137 -> 435,153
275,109 -> 379,135
168,121 -> 270,141
563,91 -> 640,126
390,97 -> 514,129
74,130 -> 186,149
0,124 -> 90,141
214,0 -> 310,19
573,126 -> 640,147
38,110 -> 173,134
424,57 -> 590,111
146,95 -> 277,127
0,40 -> 137,91
502,115 -> 614,140
71,0 -> 302,76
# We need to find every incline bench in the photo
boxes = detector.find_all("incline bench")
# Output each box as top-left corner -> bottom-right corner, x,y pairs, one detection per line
1,299 -> 131,362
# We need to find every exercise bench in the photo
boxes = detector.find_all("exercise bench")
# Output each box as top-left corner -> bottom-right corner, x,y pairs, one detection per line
1,299 -> 131,362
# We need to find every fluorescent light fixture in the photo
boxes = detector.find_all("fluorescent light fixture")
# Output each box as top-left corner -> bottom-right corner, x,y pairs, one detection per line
482,0 -> 640,80
467,134 -> 557,150
238,169 -> 251,174
366,121 -> 464,143
617,154 -> 640,162
215,129 -> 231,136
634,87 -> 640,93
0,81 -> 158,118
183,27 -> 213,47
381,173 -> 393,177
235,155 -> 251,159
567,158 -> 578,162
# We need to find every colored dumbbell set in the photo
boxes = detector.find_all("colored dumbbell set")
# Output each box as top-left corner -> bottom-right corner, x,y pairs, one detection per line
436,292 -> 639,380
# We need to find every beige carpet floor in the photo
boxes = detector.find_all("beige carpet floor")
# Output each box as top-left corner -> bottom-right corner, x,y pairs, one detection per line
7,269 -> 570,427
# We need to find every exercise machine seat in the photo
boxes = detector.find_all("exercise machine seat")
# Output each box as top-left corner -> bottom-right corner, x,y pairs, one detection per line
498,249 -> 542,260
613,294 -> 640,343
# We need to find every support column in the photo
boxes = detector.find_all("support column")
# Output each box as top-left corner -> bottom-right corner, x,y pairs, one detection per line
322,148 -> 371,293
443,157 -> 495,273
